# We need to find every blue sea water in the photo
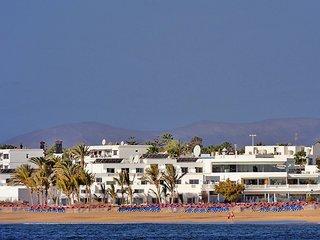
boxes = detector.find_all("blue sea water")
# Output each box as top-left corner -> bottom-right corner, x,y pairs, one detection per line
0,223 -> 319,239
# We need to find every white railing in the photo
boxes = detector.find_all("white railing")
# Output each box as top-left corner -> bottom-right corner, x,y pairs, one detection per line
245,184 -> 320,190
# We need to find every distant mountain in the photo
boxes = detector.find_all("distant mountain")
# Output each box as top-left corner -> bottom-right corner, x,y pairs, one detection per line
4,122 -> 159,148
3,118 -> 320,148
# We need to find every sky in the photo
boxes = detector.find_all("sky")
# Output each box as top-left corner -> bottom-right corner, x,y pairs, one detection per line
1,0 -> 320,141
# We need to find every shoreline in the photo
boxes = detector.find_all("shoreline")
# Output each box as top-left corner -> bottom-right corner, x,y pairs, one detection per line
1,209 -> 320,224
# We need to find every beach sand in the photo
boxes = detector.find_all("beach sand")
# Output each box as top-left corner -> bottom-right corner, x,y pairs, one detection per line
0,208 -> 320,224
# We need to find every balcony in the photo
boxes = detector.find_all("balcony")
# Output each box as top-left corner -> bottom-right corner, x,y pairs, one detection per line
244,184 -> 320,193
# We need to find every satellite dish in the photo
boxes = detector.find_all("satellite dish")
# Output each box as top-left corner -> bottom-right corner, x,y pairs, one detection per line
193,145 -> 201,157
120,141 -> 125,145
102,139 -> 106,145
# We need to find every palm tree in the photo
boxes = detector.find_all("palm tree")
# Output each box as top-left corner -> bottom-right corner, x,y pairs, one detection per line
30,157 -> 54,204
10,164 -> 35,204
100,183 -> 107,203
54,158 -> 82,204
80,169 -> 95,203
107,184 -> 117,204
147,145 -> 159,154
161,133 -> 173,143
123,171 -> 135,204
141,164 -> 162,204
71,144 -> 90,168
162,164 -> 186,203
113,171 -> 126,204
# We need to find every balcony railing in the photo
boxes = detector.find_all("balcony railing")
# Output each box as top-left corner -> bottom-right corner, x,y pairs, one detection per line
245,184 -> 320,190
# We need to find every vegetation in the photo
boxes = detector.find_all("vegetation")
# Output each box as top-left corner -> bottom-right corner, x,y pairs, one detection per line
11,151 -> 95,205
126,136 -> 138,145
294,150 -> 307,165
141,164 -> 163,204
165,140 -> 185,158
107,184 -> 117,204
162,164 -> 186,203
71,144 -> 90,168
0,144 -> 17,149
214,179 -> 245,203
202,142 -> 234,155
316,157 -> 320,169
146,144 -> 159,154
113,171 -> 127,204
9,135 -> 246,206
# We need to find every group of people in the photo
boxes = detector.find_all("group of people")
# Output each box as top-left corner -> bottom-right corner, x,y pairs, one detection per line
26,205 -> 65,213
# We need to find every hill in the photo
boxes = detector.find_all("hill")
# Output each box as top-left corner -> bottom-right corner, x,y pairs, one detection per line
3,118 -> 320,148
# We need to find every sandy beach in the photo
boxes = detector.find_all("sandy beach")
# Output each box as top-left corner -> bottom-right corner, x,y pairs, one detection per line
0,208 -> 320,224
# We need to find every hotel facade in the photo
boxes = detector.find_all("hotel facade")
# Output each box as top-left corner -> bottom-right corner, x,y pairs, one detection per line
84,142 -> 320,204
1,142 -> 320,203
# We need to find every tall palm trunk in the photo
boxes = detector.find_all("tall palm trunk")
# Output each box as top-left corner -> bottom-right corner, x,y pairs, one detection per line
29,189 -> 34,205
45,188 -> 49,205
156,185 -> 161,204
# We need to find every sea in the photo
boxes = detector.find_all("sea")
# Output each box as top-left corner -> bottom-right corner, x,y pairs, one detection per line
0,223 -> 319,239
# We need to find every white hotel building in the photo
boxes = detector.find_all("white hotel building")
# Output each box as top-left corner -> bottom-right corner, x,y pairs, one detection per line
0,142 -> 320,203
84,142 -> 320,204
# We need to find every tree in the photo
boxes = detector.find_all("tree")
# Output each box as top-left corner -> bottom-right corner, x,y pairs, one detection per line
71,144 -> 90,168
294,150 -> 307,165
201,142 -> 234,155
214,179 -> 245,203
165,140 -> 184,158
188,136 -> 203,153
54,158 -> 82,204
30,157 -> 54,204
141,164 -> 163,204
107,184 -> 117,204
147,145 -> 159,154
162,164 -> 186,203
316,157 -> 320,170
80,170 -> 95,203
100,183 -> 107,203
0,144 -> 17,149
10,164 -> 35,204
161,133 -> 173,146
113,171 -> 127,204
123,170 -> 135,204
126,136 -> 138,145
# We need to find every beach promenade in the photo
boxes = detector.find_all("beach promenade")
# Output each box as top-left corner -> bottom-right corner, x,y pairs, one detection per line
1,208 -> 320,224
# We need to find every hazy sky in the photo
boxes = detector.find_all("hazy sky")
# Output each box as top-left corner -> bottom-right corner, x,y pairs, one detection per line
1,1 -> 320,141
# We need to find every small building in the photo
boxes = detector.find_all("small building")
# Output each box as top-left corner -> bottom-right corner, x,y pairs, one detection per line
0,148 -> 44,169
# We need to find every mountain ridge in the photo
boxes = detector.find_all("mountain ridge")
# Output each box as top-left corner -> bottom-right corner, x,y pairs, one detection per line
3,118 -> 320,148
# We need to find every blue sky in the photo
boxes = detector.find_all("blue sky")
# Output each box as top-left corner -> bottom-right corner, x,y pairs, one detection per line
1,1 -> 320,141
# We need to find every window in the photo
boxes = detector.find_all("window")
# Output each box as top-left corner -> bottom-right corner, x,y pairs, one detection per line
181,167 -> 188,174
136,168 -> 144,173
26,154 -> 29,159
3,154 -> 9,159
176,180 -> 181,184
96,178 -> 102,183
195,167 -> 203,173
107,168 -> 115,173
121,168 -> 129,173
113,150 -> 118,156
212,166 -> 221,173
230,165 -> 236,172
189,179 -> 199,184
134,189 -> 144,193
140,180 -> 147,185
